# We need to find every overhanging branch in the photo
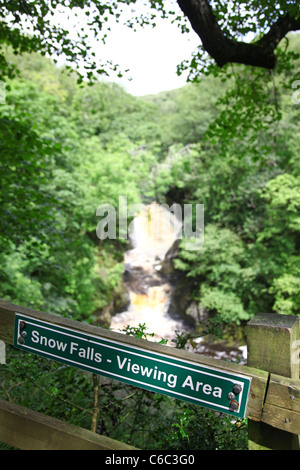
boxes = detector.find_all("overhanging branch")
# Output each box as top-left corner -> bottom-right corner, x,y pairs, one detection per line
177,0 -> 300,69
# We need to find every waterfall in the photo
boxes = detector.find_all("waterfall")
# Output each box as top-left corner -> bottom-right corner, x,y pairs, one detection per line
109,202 -> 247,362
110,202 -> 189,343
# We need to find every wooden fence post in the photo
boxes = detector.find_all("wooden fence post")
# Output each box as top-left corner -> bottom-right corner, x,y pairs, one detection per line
247,313 -> 300,450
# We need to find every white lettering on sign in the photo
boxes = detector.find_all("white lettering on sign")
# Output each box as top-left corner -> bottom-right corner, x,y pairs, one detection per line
31,330 -> 67,351
117,355 -> 178,388
31,331 -> 102,363
14,315 -> 252,418
182,375 -> 223,398
69,341 -> 102,363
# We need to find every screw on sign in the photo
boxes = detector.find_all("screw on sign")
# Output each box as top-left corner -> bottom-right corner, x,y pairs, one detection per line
230,400 -> 239,411
233,384 -> 242,394
14,314 -> 252,418
228,383 -> 243,411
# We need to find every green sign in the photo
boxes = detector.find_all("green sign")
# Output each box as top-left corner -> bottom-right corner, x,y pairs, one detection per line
14,314 -> 251,418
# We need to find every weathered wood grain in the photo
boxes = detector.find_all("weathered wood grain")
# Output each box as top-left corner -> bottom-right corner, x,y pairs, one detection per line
0,399 -> 137,450
247,312 -> 300,450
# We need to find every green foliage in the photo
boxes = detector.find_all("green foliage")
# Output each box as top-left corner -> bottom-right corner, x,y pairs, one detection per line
271,259 -> 300,315
175,225 -> 251,324
201,314 -> 229,339
145,78 -> 223,152
72,82 -> 161,146
178,34 -> 300,161
146,37 -> 300,325
1,0 -> 299,86
160,403 -> 247,450
0,52 -> 158,320
0,21 -> 300,451
257,174 -> 300,315
122,322 -> 155,340
0,346 -> 93,428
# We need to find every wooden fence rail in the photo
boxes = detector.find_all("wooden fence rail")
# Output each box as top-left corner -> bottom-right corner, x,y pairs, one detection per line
0,398 -> 137,450
0,299 -> 299,450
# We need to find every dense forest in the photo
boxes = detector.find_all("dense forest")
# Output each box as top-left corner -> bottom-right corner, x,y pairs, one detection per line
1,25 -> 300,449
1,36 -> 300,326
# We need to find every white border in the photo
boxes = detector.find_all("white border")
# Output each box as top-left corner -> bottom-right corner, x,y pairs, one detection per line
15,314 -> 251,415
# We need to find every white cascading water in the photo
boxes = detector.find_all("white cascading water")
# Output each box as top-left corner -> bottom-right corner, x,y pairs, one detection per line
110,202 -> 188,343
109,202 -> 248,362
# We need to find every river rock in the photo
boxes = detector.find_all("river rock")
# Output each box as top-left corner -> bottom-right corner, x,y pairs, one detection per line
159,239 -> 180,276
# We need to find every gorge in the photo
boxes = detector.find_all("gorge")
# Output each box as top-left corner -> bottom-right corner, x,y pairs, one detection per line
109,202 -> 247,364
110,202 -> 190,343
